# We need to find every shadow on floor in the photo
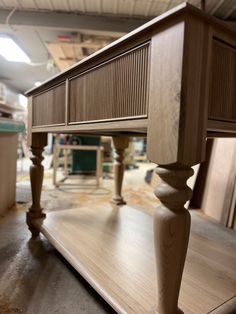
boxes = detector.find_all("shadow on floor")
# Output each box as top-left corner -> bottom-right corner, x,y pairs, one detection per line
0,209 -> 116,314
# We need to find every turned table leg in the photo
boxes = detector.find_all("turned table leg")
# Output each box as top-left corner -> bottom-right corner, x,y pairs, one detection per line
154,163 -> 194,314
112,136 -> 129,205
26,133 -> 47,237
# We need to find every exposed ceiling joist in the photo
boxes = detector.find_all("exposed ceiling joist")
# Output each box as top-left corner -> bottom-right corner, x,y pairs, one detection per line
46,32 -> 113,71
225,21 -> 236,30
0,9 -> 148,37
57,41 -> 104,49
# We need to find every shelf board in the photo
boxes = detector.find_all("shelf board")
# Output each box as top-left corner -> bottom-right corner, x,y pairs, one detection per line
34,205 -> 236,314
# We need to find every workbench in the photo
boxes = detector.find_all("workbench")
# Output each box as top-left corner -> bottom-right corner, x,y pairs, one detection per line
25,3 -> 236,313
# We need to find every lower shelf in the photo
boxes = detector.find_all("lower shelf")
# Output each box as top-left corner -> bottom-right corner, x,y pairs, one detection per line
34,205 -> 236,314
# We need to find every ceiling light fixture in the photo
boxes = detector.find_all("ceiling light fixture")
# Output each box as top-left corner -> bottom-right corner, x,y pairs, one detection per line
0,37 -> 30,63
34,81 -> 42,87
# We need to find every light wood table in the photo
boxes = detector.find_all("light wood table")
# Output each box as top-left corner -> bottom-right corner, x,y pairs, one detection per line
25,3 -> 236,313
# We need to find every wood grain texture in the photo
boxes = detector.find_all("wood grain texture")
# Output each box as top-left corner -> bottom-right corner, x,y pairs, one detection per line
112,136 -> 129,205
32,83 -> 66,127
209,39 -> 236,122
25,3 -> 236,97
65,79 -> 69,125
209,296 -> 236,314
147,21 -> 185,165
196,139 -> 236,228
154,164 -> 193,313
207,119 -> 236,134
27,96 -> 32,146
33,205 -> 236,314
178,16 -> 210,165
68,43 -> 149,124
26,133 -> 47,237
27,6 -> 236,139
147,17 -> 211,166
25,5 -> 236,314
31,118 -> 148,135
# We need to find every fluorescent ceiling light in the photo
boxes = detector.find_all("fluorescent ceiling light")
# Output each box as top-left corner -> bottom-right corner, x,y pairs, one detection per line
19,94 -> 27,108
34,81 -> 42,87
0,37 -> 30,63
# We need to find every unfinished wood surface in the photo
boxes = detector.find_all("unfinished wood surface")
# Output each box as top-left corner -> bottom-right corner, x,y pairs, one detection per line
34,205 -> 236,314
147,17 -> 211,166
147,21 -> 185,164
207,119 -> 236,134
147,21 -> 185,165
178,16 -> 210,165
68,43 -> 149,124
46,36 -> 116,71
53,144 -> 103,188
210,296 -> 236,313
32,83 -> 66,127
27,133 -> 47,237
197,139 -> 236,229
65,79 -> 69,125
25,4 -> 236,314
26,3 -> 236,139
209,39 -> 236,122
112,136 -> 129,205
0,133 -> 18,214
46,42 -> 72,71
27,96 -> 32,146
154,164 -> 194,313
31,118 -> 148,134
25,3 -> 236,98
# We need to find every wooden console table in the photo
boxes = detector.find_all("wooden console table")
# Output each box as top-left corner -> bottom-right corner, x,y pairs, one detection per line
26,3 -> 236,313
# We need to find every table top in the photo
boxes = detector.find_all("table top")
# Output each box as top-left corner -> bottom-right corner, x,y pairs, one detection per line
25,2 -> 235,97
26,2 -> 236,166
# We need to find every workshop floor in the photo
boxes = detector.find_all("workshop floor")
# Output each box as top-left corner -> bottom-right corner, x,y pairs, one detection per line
1,162 -> 236,314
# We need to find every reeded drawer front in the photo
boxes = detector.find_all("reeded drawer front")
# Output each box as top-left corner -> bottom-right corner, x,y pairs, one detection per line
68,42 -> 150,124
32,83 -> 66,127
209,39 -> 236,122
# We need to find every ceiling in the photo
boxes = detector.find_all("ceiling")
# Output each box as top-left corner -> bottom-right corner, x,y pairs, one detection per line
1,0 -> 236,19
0,0 -> 235,94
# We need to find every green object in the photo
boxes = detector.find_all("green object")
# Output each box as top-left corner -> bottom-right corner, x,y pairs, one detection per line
102,162 -> 113,173
0,118 -> 25,133
71,136 -> 100,174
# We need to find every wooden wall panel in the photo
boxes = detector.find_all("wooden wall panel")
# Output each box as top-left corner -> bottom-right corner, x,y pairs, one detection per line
32,83 -> 66,127
197,138 -> 236,230
69,43 -> 150,123
209,39 -> 236,122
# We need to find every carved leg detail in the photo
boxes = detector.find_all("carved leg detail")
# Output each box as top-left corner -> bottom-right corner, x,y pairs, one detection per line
112,136 -> 129,205
27,134 -> 47,237
154,164 -> 194,314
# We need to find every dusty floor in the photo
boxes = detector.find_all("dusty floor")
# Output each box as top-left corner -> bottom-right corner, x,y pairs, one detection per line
1,163 -> 236,314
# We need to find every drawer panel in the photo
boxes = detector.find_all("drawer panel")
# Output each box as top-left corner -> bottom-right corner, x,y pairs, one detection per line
69,42 -> 150,124
209,39 -> 236,122
32,83 -> 66,127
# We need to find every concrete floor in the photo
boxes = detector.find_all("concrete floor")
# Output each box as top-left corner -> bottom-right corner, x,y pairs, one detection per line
1,163 -> 236,314
0,208 -> 117,314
